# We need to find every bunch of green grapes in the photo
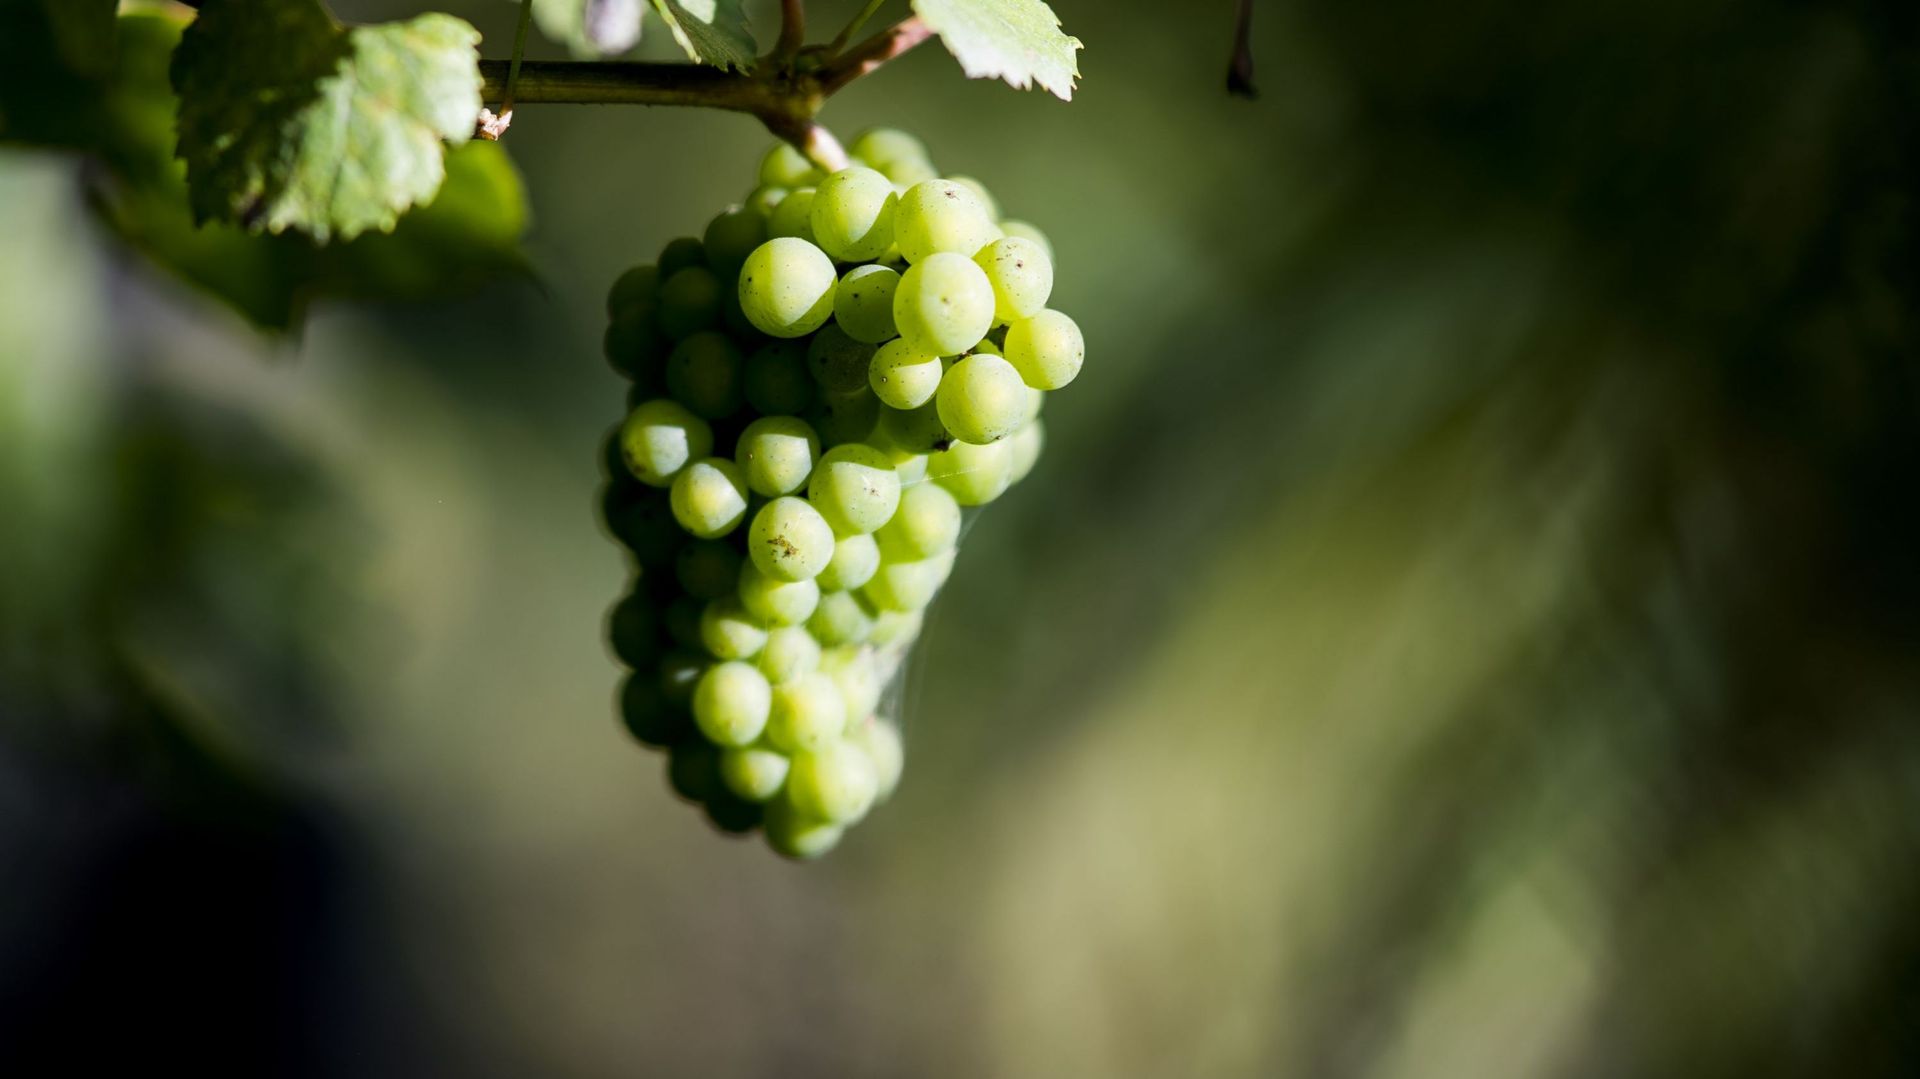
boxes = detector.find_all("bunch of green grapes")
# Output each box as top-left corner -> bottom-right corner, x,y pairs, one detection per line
598,129 -> 1082,859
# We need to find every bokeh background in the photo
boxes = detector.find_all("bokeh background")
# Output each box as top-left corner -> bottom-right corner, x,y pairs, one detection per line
5,0 -> 1919,1075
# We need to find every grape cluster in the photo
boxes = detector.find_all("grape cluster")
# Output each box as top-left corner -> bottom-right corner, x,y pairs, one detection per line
599,129 -> 1083,859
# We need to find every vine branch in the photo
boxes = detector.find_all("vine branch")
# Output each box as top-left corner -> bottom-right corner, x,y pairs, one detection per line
775,0 -> 807,62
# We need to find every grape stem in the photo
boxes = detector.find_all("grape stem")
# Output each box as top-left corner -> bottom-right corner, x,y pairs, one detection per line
475,16 -> 934,171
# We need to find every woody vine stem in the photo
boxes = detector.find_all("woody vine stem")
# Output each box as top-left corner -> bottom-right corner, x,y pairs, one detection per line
478,1 -> 936,171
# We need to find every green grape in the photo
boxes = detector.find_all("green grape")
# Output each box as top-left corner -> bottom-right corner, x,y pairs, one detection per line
868,338 -> 943,409
764,798 -> 844,859
767,187 -> 818,244
675,539 -> 742,600
875,481 -> 961,561
893,179 -> 996,264
973,236 -> 1052,322
1008,416 -> 1045,485
832,264 -> 901,344
606,264 -> 659,318
1018,381 -> 1044,425
1004,309 -> 1084,390
743,341 -> 814,415
891,451 -> 930,486
765,671 -> 848,753
936,352 -> 1028,445
718,278 -> 764,342
812,166 -> 898,261
944,174 -> 1000,220
927,437 -> 1013,505
875,399 -> 952,456
604,307 -> 669,384
667,739 -> 720,802
759,142 -> 821,188
603,489 -> 682,569
894,252 -> 996,356
664,594 -> 705,649
868,608 -> 923,647
823,645 -> 883,721
757,624 -> 821,684
808,589 -> 875,645
734,415 -> 821,498
699,596 -> 768,660
692,660 -> 772,746
704,789 -> 764,834
659,649 -> 708,703
745,184 -> 788,218
719,741 -> 791,802
807,324 -> 878,394
739,237 -> 836,338
807,387 -> 880,447
862,549 -> 956,613
670,457 -> 750,538
620,398 -> 713,487
659,236 -> 705,277
665,331 -> 743,419
607,590 -> 659,668
620,672 -> 688,747
998,220 -> 1053,260
847,716 -> 905,802
657,265 -> 723,338
970,337 -> 1002,356
815,532 -> 880,592
748,496 -> 835,582
738,561 -> 821,626
704,205 -> 768,272
786,741 -> 879,824
850,128 -> 930,173
806,443 -> 901,535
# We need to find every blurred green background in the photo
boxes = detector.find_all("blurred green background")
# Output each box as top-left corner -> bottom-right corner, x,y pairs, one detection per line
4,0 -> 1919,1075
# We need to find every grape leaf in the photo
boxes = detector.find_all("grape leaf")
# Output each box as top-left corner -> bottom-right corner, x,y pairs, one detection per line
648,0 -> 756,71
911,0 -> 1082,101
528,0 -> 644,58
38,0 -> 119,75
171,0 -> 483,242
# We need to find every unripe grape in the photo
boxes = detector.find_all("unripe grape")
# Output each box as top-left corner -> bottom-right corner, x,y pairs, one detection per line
815,532 -> 880,592
764,798 -> 844,859
927,438 -> 1013,505
936,352 -> 1028,444
667,738 -> 720,802
807,387 -> 879,448
665,331 -> 743,419
846,716 -> 905,802
833,264 -> 901,344
746,185 -> 788,217
812,166 -> 898,261
734,415 -> 820,498
757,624 -> 822,684
868,609 -> 923,647
704,205 -> 768,273
807,443 -> 900,535
998,219 -> 1052,260
620,672 -> 689,747
657,265 -> 723,338
658,649 -> 708,703
850,128 -> 930,173
664,595 -> 705,649
768,187 -> 818,245
874,400 -> 951,455
974,236 -> 1052,322
1004,309 -> 1084,390
822,645 -> 883,721
620,398 -> 712,487
766,671 -> 848,753
743,341 -> 813,415
699,597 -> 768,660
748,496 -> 835,582
868,338 -> 943,409
862,549 -> 956,613
893,180 -> 995,264
606,264 -> 659,318
944,174 -> 1000,220
786,741 -> 879,824
607,589 -> 660,669
658,236 -> 705,277
807,324 -> 879,394
808,589 -> 875,645
705,789 -> 764,834
1008,417 -> 1045,485
739,237 -> 836,338
894,252 -> 995,357
875,481 -> 961,561
759,142 -> 821,188
692,660 -> 772,746
670,457 -> 750,538
675,539 -> 743,600
719,742 -> 791,802
738,561 -> 820,625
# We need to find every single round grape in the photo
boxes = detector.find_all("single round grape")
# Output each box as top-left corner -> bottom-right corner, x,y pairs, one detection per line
893,179 -> 996,264
757,624 -> 822,684
875,481 -> 961,561
765,671 -> 848,753
745,184 -> 788,218
1008,416 -> 1045,485
868,608 -> 923,647
927,437 -> 1013,505
815,532 -> 880,592
675,539 -> 742,600
699,596 -> 768,660
764,798 -> 844,860
862,549 -> 956,613
607,591 -> 659,668
738,562 -> 821,626
734,415 -> 820,498
743,340 -> 814,415
850,128 -> 930,173
658,649 -> 708,703
786,741 -> 879,824
891,451 -> 929,486
665,331 -> 743,419
620,398 -> 713,487
868,338 -> 943,409
620,672 -> 688,747
997,220 -> 1052,260
808,589 -> 875,646
807,387 -> 879,448
812,166 -> 898,261
806,324 -> 877,395
936,352 -> 1028,444
847,716 -> 905,802
667,738 -> 720,802
739,237 -> 836,338
669,457 -> 750,538
704,205 -> 768,273
719,742 -> 791,802
944,174 -> 1000,220
657,265 -> 723,339
604,307 -> 669,385
1004,309 -> 1084,390
664,594 -> 705,649
894,252 -> 996,357
748,496 -> 835,582
833,264 -> 901,344
807,443 -> 901,535
606,264 -> 659,318
658,236 -> 706,278
759,142 -> 821,188
767,187 -> 818,245
875,400 -> 951,456
973,236 -> 1052,322
823,645 -> 883,721
692,660 -> 772,746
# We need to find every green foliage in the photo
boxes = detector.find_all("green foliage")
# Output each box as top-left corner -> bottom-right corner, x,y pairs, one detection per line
171,0 -> 483,242
913,0 -> 1081,100
649,0 -> 756,71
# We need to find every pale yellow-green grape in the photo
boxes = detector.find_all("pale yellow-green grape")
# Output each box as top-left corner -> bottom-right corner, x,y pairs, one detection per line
1004,309 -> 1084,390
815,532 -> 880,592
998,219 -> 1053,260
868,608 -> 923,647
703,205 -> 767,273
971,337 -> 1001,355
868,338 -> 943,409
846,717 -> 905,802
738,561 -> 821,625
807,324 -> 878,394
927,437 -> 1013,505
807,443 -> 901,534
699,596 -> 768,660
764,797 -> 843,860
665,331 -> 743,419
693,660 -> 772,746
765,670 -> 848,753
620,398 -> 713,487
759,142 -> 821,188
936,352 -> 1028,444
812,166 -> 898,261
833,265 -> 901,344
822,645 -> 883,721
1019,382 -> 1044,426
895,252 -> 995,356
734,415 -> 820,497
743,340 -> 813,415
676,540 -> 742,600
808,387 -> 880,448
973,236 -> 1052,322
719,742 -> 791,802
745,185 -> 787,218
892,179 -> 996,264
944,174 -> 1000,220
892,452 -> 930,486
1008,417 -> 1045,485
748,496 -> 835,582
739,237 -> 836,338
767,187 -> 817,244
670,457 -> 750,538
786,741 -> 879,824
807,589 -> 875,646
874,400 -> 949,458
657,265 -> 723,338
757,624 -> 821,684
850,127 -> 929,173
862,548 -> 956,613
875,481 -> 962,561
658,650 -> 707,703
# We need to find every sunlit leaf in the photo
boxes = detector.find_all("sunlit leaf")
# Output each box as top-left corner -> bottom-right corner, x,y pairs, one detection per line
912,0 -> 1082,101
